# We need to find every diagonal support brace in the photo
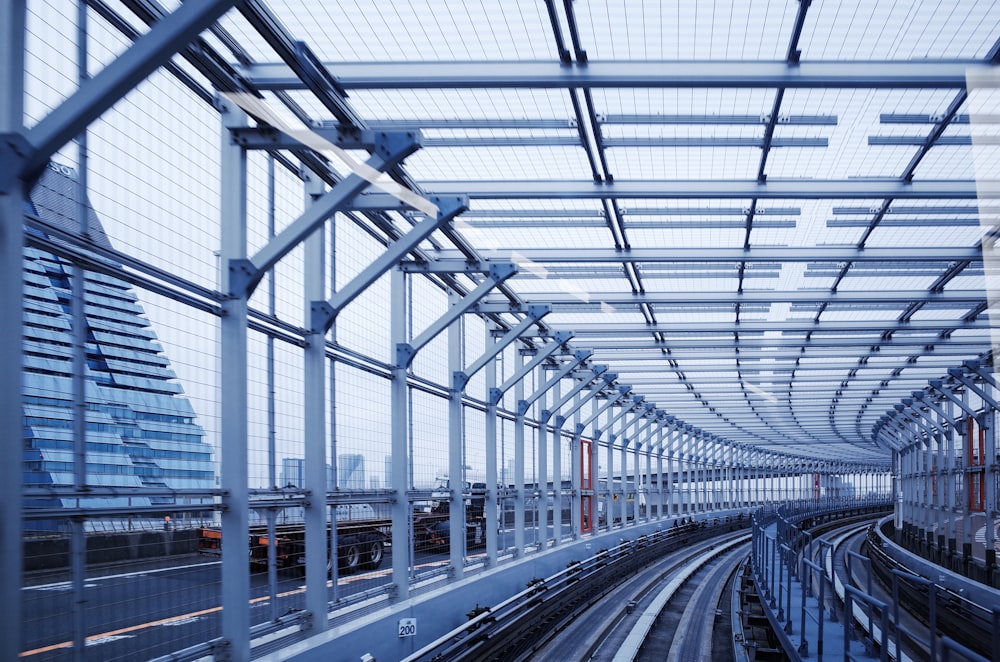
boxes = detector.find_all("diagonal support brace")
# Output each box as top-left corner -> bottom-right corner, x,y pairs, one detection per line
231,130 -> 423,298
312,195 -> 469,333
518,349 -> 593,415
397,263 -> 517,368
489,331 -> 574,405
454,304 -> 550,392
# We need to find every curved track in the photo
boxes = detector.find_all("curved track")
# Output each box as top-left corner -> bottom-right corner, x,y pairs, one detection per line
531,531 -> 749,661
404,518 -> 751,662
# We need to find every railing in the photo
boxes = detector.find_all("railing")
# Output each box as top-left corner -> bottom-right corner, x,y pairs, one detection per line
749,498 -> 994,662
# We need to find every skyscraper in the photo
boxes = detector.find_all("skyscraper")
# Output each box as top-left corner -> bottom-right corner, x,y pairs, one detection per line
22,164 -> 215,528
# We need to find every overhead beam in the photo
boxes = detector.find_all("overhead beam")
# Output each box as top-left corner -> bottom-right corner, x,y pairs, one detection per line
420,246 -> 981,266
537,318 -> 989,335
582,336 -> 988,350
241,59 -> 990,91
474,289 -> 986,308
357,178 -> 986,202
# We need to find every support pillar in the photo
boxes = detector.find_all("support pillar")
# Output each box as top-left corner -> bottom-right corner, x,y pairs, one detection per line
303,172 -> 328,631
390,268 -> 411,600
0,3 -> 25,657
484,324 -> 499,567
551,380 -> 561,544
514,351 -> 526,553
447,291 -> 466,578
219,97 -> 251,661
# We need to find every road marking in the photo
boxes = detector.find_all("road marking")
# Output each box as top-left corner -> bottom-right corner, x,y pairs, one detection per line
20,557 -> 452,656
23,560 -> 221,591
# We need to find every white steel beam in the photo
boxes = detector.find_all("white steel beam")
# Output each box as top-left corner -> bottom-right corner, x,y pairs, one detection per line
425,245 -> 982,264
415,177 -> 987,200
242,59 -> 989,91
218,97 -> 251,661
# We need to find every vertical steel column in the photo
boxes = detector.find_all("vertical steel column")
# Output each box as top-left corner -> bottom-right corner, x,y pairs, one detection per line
568,394 -> 585,538
642,436 -> 652,520
70,4 -> 89,656
589,398 -> 601,531
946,399 -> 957,557
447,291 -> 465,577
0,2 -> 26,657
513,350 -> 526,554
631,418 -> 641,521
607,423 -> 616,527
484,324 -> 499,566
984,404 -> 996,566
551,379 -> 562,544
677,433 -> 689,514
265,157 -> 279,620
537,381 -> 549,546
619,419 -> 631,526
962,388 -> 973,560
667,428 -> 678,515
655,428 -> 664,519
302,170 -> 328,631
219,97 -> 251,661
390,267 -> 410,599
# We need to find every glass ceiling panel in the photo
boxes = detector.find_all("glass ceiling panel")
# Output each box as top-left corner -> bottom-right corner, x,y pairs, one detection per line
863,222 -> 985,249
342,88 -> 577,122
576,0 -> 795,60
265,0 -> 555,61
589,88 -> 777,120
626,227 -> 745,249
912,145 -> 978,180
454,225 -> 613,251
405,145 -> 593,180
801,0 -> 1000,60
606,146 -> 761,179
508,276 -> 631,296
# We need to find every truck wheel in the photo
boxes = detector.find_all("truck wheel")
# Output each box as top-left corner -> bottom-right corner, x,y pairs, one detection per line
340,537 -> 361,574
361,534 -> 383,570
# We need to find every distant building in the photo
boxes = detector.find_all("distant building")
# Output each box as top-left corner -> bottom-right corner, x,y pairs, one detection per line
281,458 -> 305,488
22,164 -> 215,528
339,453 -> 365,490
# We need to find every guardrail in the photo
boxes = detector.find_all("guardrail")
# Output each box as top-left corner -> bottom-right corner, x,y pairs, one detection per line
749,498 -> 996,662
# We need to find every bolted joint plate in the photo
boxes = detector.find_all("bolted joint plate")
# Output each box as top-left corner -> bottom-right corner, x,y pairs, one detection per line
553,330 -> 574,345
517,399 -> 530,416
488,262 -> 518,282
453,370 -> 470,393
429,194 -> 470,220
373,130 -> 423,162
227,259 -> 260,299
488,387 -> 503,406
527,304 -> 551,320
396,342 -> 417,368
309,300 -> 336,334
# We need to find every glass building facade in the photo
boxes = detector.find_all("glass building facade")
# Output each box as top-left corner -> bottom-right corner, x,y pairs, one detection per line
22,163 -> 214,529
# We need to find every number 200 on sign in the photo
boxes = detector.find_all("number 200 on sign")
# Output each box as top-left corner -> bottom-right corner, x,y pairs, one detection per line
398,618 -> 417,638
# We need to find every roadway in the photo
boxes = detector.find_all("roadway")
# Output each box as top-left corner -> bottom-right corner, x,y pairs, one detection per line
20,548 -> 448,661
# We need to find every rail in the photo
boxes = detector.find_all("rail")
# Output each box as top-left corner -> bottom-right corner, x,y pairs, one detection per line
401,517 -> 748,661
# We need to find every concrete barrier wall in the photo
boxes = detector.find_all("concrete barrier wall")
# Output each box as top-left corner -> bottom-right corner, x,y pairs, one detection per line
24,528 -> 201,571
